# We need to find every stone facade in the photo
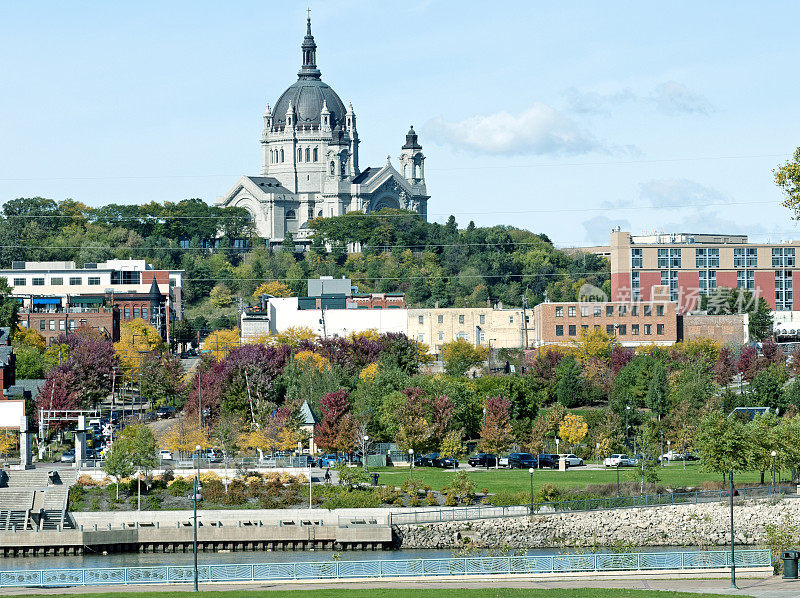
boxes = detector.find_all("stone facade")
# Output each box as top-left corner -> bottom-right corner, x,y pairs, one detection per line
680,314 -> 749,346
217,18 -> 429,243
395,498 -> 800,549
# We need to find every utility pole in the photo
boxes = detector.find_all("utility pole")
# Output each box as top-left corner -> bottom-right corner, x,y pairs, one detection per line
521,293 -> 529,349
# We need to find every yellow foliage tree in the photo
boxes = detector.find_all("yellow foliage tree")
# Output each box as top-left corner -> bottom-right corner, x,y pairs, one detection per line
569,327 -> 618,366
558,413 -> 588,449
14,326 -> 45,351
160,418 -> 209,457
348,329 -> 380,342
251,281 -> 293,302
294,350 -> 329,372
114,319 -> 166,379
0,431 -> 17,459
358,362 -> 379,384
673,338 -> 721,364
274,326 -> 317,348
201,328 -> 240,361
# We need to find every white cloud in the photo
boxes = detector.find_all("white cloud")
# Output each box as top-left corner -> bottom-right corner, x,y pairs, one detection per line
649,81 -> 713,115
563,87 -> 635,115
424,103 -> 606,156
582,215 -> 631,244
638,178 -> 726,208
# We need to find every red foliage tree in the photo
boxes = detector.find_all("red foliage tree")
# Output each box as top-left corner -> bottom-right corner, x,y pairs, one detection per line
314,389 -> 357,454
737,345 -> 759,382
713,346 -> 737,386
478,396 -> 514,458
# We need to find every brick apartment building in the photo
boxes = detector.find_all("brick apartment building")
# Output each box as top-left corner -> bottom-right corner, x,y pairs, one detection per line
17,302 -> 121,345
531,300 -> 678,347
608,230 -> 800,314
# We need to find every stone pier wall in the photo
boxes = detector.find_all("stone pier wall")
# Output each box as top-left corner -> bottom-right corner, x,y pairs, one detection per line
395,498 -> 800,549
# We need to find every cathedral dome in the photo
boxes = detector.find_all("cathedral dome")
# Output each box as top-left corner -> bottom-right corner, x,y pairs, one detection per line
273,79 -> 346,128
272,16 -> 347,129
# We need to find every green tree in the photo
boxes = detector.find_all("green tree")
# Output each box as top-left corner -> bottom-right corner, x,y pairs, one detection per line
750,366 -> 788,411
555,355 -> 584,408
478,396 -> 514,464
209,284 -> 233,308
697,411 -> 754,483
645,362 -> 669,420
440,338 -> 487,377
13,344 -> 45,379
0,278 -> 19,329
746,412 -> 780,484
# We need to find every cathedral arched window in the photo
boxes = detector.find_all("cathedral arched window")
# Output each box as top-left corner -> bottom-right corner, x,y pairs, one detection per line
305,148 -> 310,162
317,210 -> 323,217
285,209 -> 296,220
313,148 -> 318,162
330,161 -> 335,176
341,159 -> 346,177
280,149 -> 284,162
403,164 -> 408,178
298,148 -> 302,162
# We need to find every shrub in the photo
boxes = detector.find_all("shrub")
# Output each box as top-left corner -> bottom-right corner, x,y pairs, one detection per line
487,490 -> 528,506
376,485 -> 399,504
77,474 -> 96,487
167,477 -> 193,497
145,494 -> 162,510
221,485 -> 248,506
68,486 -> 85,510
425,491 -> 438,506
444,493 -> 457,506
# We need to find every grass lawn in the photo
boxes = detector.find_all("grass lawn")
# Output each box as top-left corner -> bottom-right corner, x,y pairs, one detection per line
17,590 -> 738,598
370,462 -> 784,494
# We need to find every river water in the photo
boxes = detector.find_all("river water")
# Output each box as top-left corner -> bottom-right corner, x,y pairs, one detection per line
0,546 -> 713,571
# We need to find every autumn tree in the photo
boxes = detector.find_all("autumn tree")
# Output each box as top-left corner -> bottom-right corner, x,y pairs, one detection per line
439,429 -> 464,461
478,396 -> 514,464
314,390 -> 358,454
115,319 -> 166,379
252,281 -> 293,302
160,418 -> 209,457
209,284 -> 233,308
714,346 -> 737,387
200,327 -> 240,361
441,338 -> 488,376
775,147 -> 800,219
558,413 -> 588,451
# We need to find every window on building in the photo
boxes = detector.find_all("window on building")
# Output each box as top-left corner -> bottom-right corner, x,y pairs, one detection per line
581,324 -> 588,331
618,324 -> 626,335
708,248 -> 719,268
479,314 -> 485,324
124,308 -> 131,319
111,271 -> 140,285
773,247 -> 796,268
581,306 -> 589,317
644,305 -> 652,316
568,306 -> 576,317
49,320 -> 55,331
696,248 -> 707,269
69,277 -> 82,285
69,321 -> 76,330
631,324 -> 639,335
437,314 -> 443,324
51,277 -> 63,286
305,148 -> 310,162
142,307 -> 148,319
59,320 -> 65,331
776,270 -> 793,310
297,148 -> 302,162
657,248 -> 668,268
88,277 -> 100,285
509,316 -> 514,323
418,334 -> 424,342
631,304 -> 639,316
458,314 -> 465,324
734,248 -> 745,268
12,278 -> 25,286
660,270 -> 678,301
746,247 -> 757,268
670,248 -> 682,268
699,270 -> 717,295
606,305 -> 613,316
594,306 -> 602,317
606,324 -> 614,335
133,308 -> 140,318
631,271 -> 640,301
80,319 -> 87,327
656,304 -> 664,316
619,305 -> 626,316
568,324 -> 576,336
438,331 -> 443,341
39,320 -> 46,331
32,278 -> 45,286
644,324 -> 652,335
313,148 -> 318,161
555,325 -> 564,337
737,270 -> 755,290
555,307 -> 563,317
657,324 -> 665,335
418,315 -> 424,324
631,248 -> 643,269
456,331 -> 469,340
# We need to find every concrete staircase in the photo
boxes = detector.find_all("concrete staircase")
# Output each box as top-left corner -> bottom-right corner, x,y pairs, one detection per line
0,469 -> 77,530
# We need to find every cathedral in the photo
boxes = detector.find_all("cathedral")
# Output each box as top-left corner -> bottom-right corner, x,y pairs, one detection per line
217,17 -> 429,244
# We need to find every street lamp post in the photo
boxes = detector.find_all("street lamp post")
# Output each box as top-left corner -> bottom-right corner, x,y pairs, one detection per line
528,468 -> 535,516
666,440 -> 671,464
193,444 -> 201,592
595,442 -> 600,466
363,435 -> 369,471
660,430 -> 664,467
729,468 -> 737,590
625,405 -> 631,445
616,462 -> 621,498
555,437 -> 560,457
771,451 -> 777,495
408,449 -> 414,484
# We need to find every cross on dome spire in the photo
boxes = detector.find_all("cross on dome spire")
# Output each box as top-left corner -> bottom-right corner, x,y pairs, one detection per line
299,12 -> 321,80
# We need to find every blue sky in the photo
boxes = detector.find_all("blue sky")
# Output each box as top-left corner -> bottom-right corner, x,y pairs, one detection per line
1,1 -> 799,247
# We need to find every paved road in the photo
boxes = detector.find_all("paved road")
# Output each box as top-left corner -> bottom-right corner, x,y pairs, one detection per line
1,572 -> 796,596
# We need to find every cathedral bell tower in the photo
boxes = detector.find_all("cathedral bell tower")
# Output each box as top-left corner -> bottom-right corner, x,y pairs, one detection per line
399,126 -> 425,187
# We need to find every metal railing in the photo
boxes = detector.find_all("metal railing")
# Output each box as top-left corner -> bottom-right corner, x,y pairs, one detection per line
0,549 -> 771,588
389,485 -> 796,526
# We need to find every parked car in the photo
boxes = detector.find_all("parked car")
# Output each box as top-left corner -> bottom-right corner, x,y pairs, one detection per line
468,453 -> 497,467
318,454 -> 345,468
60,449 -> 75,463
536,454 -> 566,469
416,453 -> 439,467
436,456 -> 459,469
603,454 -> 633,467
193,448 -> 223,463
157,406 -> 176,419
498,455 -> 509,467
507,452 -> 538,469
559,453 -> 584,466
159,449 -> 173,461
